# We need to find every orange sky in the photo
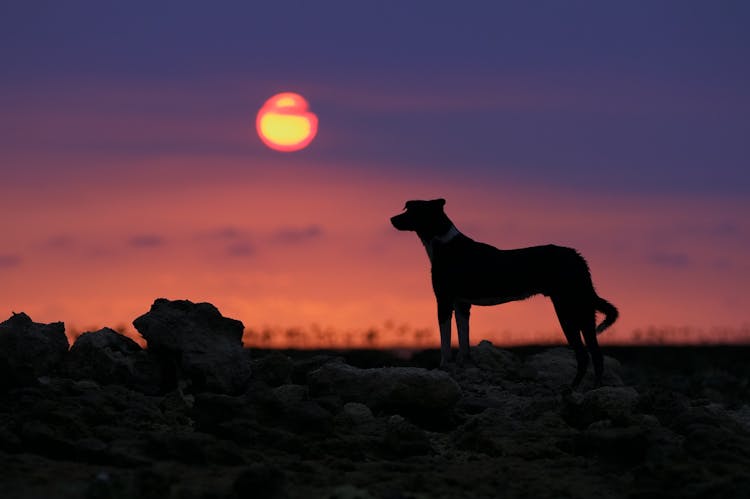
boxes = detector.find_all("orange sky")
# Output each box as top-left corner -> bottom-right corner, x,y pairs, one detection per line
3,153 -> 749,347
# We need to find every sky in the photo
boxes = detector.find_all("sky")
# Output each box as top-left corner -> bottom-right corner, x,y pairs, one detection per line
2,1 -> 749,347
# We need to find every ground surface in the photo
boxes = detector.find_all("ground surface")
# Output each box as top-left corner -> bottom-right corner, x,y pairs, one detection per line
3,344 -> 750,499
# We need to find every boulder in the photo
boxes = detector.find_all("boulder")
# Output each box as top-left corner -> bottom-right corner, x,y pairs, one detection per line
269,384 -> 334,434
308,362 -> 461,423
383,414 -> 433,456
65,328 -> 161,393
636,386 -> 691,426
132,298 -> 250,394
250,352 -> 293,386
0,312 -> 68,387
471,340 -> 520,374
522,347 -> 623,388
563,386 -> 640,428
340,402 -> 375,426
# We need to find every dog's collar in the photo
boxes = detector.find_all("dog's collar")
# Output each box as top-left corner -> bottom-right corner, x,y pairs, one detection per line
433,225 -> 460,244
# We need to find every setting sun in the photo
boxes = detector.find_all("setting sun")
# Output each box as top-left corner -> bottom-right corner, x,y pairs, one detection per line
256,92 -> 318,152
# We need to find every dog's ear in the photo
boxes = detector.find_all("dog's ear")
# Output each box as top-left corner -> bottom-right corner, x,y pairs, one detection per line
434,198 -> 446,208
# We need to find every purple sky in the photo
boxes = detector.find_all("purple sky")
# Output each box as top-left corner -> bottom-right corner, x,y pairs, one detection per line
3,1 -> 749,195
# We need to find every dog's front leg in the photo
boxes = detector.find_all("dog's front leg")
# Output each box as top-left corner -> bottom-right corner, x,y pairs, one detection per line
455,301 -> 472,366
437,300 -> 454,367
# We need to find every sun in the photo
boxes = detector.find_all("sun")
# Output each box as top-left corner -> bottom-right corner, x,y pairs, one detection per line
256,92 -> 318,152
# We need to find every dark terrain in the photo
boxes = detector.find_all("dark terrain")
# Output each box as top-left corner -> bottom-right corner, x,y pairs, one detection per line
2,299 -> 750,499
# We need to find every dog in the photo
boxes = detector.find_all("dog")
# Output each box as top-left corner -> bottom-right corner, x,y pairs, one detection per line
390,198 -> 618,388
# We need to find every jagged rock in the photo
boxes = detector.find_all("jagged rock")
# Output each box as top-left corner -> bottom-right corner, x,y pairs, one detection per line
132,298 -> 250,394
65,328 -> 161,393
308,362 -> 461,421
0,312 -> 68,387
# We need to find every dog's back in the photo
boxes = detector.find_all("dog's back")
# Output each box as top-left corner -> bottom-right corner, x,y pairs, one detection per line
431,236 -> 593,304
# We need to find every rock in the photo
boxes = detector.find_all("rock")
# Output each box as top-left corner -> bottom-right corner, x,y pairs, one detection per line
383,415 -> 433,456
0,312 -> 68,387
251,352 -> 293,386
522,347 -> 623,388
563,386 -> 640,428
132,298 -> 250,394
233,463 -> 288,499
471,340 -> 520,374
727,405 -> 750,432
145,430 -> 245,465
573,426 -> 650,465
340,402 -> 375,426
452,412 -> 506,457
327,484 -> 377,499
65,328 -> 161,393
273,384 -> 308,406
308,362 -> 461,424
291,354 -> 342,384
270,384 -> 334,434
192,392 -> 256,432
637,386 -> 691,426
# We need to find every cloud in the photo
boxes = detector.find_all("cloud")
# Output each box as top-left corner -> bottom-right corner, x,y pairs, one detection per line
128,234 -> 165,248
0,254 -> 21,269
41,234 -> 76,249
271,225 -> 324,244
648,251 -> 691,269
226,242 -> 256,257
209,227 -> 243,240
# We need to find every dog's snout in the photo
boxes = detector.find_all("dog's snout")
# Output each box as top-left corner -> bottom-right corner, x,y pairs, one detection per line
391,212 -> 410,231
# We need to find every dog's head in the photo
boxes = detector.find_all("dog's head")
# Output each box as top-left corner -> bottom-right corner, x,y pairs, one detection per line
391,198 -> 452,239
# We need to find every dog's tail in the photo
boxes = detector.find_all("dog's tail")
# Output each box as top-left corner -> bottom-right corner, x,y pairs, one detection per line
594,295 -> 619,334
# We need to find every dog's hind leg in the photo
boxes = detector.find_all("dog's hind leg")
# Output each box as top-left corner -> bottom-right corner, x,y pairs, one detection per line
437,299 -> 454,367
455,301 -> 473,366
552,296 -> 588,389
581,313 -> 604,387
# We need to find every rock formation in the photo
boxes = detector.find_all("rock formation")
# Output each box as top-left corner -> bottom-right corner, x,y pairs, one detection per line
0,312 -> 68,388
65,327 -> 162,394
133,298 -> 251,394
1,304 -> 750,498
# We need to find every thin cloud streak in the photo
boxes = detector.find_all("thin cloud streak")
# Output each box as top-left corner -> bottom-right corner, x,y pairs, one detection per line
0,255 -> 22,269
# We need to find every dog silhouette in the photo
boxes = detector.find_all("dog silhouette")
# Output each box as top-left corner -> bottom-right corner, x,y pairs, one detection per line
391,198 -> 618,388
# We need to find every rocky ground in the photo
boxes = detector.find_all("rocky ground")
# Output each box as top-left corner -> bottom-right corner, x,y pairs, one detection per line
2,299 -> 750,499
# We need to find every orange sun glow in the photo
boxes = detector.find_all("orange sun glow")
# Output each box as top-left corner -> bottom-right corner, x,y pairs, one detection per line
256,92 -> 318,152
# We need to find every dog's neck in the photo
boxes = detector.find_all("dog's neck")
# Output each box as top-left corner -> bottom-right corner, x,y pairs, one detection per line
420,225 -> 460,262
